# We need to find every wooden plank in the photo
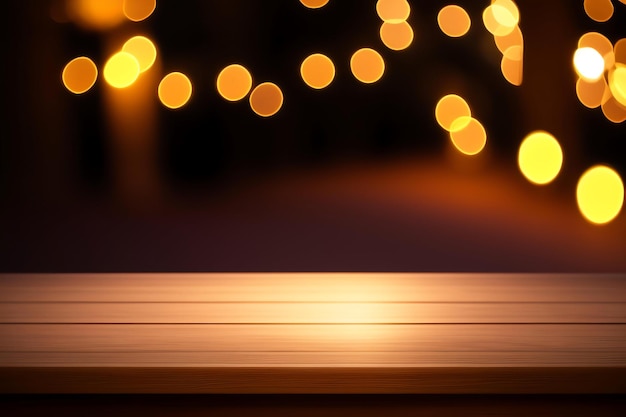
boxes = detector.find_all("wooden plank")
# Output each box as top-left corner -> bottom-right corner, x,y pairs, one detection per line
2,367 -> 626,394
1,324 -> 625,353
1,273 -> 625,302
2,350 -> 625,367
1,273 -> 625,394
1,302 -> 625,324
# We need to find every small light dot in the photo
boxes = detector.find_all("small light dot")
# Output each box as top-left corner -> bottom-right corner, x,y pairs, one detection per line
103,51 -> 140,89
376,0 -> 410,24
158,72 -> 192,109
350,48 -> 385,84
123,0 -> 156,22
437,5 -> 471,38
574,47 -> 606,82
449,117 -> 487,156
300,53 -> 335,89
249,82 -> 284,117
583,0 -> 614,23
62,56 -> 98,94
299,0 -> 329,9
577,165 -> 624,225
518,131 -> 563,185
379,21 -> 414,51
122,36 -> 157,73
435,94 -> 471,131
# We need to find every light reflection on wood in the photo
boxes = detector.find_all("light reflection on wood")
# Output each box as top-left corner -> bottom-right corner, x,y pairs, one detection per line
1,273 -> 625,393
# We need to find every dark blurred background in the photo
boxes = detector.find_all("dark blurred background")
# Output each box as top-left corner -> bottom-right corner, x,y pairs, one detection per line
1,0 -> 625,272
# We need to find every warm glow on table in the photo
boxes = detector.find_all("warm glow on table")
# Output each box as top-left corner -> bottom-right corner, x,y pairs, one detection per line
1,273 -> 625,394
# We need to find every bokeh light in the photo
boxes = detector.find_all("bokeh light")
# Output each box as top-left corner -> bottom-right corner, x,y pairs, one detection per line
62,56 -> 98,94
501,45 -> 523,86
578,32 -> 615,70
494,24 -> 523,54
379,21 -> 414,51
300,53 -> 335,89
158,72 -> 192,109
608,65 -> 626,106
449,117 -> 487,156
376,0 -> 410,24
614,38 -> 626,65
249,82 -> 284,117
482,1 -> 519,37
601,96 -> 626,123
576,77 -> 610,109
583,0 -> 614,23
103,52 -> 140,89
518,131 -> 563,185
299,0 -> 330,9
67,0 -> 125,31
350,48 -> 385,84
437,5 -> 471,38
574,47 -> 606,82
217,64 -> 253,101
435,94 -> 471,131
123,0 -> 156,22
122,36 -> 157,73
577,165 -> 624,225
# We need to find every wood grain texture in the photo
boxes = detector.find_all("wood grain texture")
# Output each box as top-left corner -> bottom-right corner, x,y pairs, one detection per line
2,302 -> 625,323
2,273 -> 625,302
1,273 -> 625,393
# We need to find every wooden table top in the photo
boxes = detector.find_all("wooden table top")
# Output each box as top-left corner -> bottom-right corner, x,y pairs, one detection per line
1,273 -> 625,393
